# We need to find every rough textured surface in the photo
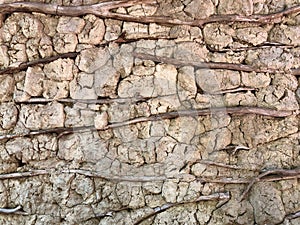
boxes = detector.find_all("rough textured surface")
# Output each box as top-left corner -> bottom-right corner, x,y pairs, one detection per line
0,0 -> 299,225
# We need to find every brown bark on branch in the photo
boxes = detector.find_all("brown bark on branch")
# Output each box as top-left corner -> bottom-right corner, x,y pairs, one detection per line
15,87 -> 256,105
207,42 -> 295,52
15,96 -> 153,104
133,192 -> 230,225
240,168 -> 300,201
62,169 -> 166,182
0,1 -> 299,27
0,168 -> 298,185
0,52 -> 79,75
0,170 -> 50,179
133,53 -> 300,75
198,160 -> 246,170
0,106 -> 295,141
0,34 -> 174,76
197,173 -> 300,184
15,86 -> 255,105
0,0 -> 155,17
0,169 -> 165,182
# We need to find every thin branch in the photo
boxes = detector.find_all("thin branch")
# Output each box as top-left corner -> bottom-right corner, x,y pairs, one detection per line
14,87 -> 256,104
0,52 -> 79,75
104,31 -> 177,45
15,86 -> 255,105
196,177 -> 250,184
0,169 -> 165,182
14,93 -> 177,105
0,170 -> 50,179
0,33 -> 176,76
207,42 -> 295,53
197,170 -> 300,184
0,1 -> 300,27
62,169 -> 166,182
133,192 -> 230,225
0,106 -> 295,141
0,126 -> 95,141
198,160 -> 245,170
0,169 -> 246,183
0,168 -> 298,186
285,211 -> 300,220
240,168 -> 300,201
133,53 -> 300,75
220,145 -> 250,155
15,96 -> 153,105
0,206 -> 22,214
208,87 -> 256,95
0,0 -> 156,17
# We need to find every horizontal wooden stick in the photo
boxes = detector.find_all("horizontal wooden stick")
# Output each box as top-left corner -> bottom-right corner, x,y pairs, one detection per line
0,1 -> 299,27
133,192 -> 230,225
133,53 -> 300,75
199,160 -> 245,170
62,169 -> 166,182
209,87 -> 256,95
0,206 -> 22,214
0,168 -> 298,186
0,33 -> 174,76
0,52 -> 79,75
0,168 -> 165,182
0,106 -> 295,141
207,42 -> 295,52
240,168 -> 300,201
15,87 -> 256,105
0,170 -> 50,179
15,96 -> 153,104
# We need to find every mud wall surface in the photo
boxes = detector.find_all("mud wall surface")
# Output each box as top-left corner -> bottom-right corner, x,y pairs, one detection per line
0,0 -> 299,224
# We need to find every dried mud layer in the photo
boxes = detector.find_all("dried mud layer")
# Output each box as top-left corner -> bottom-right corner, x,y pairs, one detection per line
0,0 -> 299,224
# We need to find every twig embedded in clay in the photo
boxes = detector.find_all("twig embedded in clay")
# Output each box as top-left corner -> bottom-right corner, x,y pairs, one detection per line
133,192 -> 230,225
239,168 -> 300,201
285,211 -> 300,220
62,169 -> 166,182
0,34 -> 175,76
133,52 -> 300,75
208,87 -> 256,95
198,160 -> 245,170
0,206 -> 22,214
0,168 -> 298,187
207,42 -> 295,52
14,94 -> 177,105
0,106 -> 295,141
0,52 -> 79,75
0,170 -> 51,179
0,1 -> 299,27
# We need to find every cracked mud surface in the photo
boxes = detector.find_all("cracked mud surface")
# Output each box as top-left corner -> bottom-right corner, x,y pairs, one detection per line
0,0 -> 299,224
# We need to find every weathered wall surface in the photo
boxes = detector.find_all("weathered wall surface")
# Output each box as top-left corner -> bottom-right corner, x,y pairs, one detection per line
0,0 -> 299,224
